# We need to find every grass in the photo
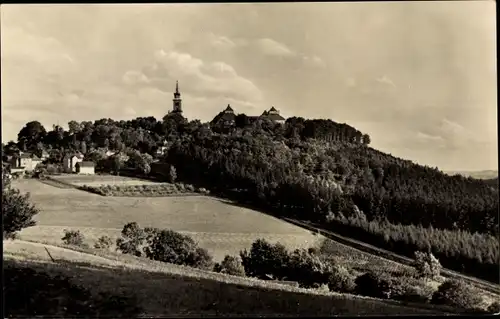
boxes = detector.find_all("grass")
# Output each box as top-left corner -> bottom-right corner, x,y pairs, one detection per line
3,240 -> 453,316
14,179 -> 324,261
11,179 -> 497,311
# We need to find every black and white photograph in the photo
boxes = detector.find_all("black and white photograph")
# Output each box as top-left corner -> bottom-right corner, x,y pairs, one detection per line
1,2 -> 498,317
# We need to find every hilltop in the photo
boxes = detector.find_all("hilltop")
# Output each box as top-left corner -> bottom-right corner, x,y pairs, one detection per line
445,170 -> 498,180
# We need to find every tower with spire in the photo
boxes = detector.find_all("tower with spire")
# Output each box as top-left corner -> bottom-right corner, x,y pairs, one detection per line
172,80 -> 182,114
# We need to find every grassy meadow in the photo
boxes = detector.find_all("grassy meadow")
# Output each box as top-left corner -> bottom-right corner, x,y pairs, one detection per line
15,178 -> 323,261
11,177 -> 498,312
4,240 -> 451,316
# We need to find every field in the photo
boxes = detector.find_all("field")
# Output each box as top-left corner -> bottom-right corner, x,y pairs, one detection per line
11,178 -> 498,312
50,174 -> 166,187
15,179 -> 324,261
3,240 -> 451,316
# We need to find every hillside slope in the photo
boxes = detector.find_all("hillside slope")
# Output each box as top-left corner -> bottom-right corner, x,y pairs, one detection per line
3,240 -> 452,316
159,124 -> 499,283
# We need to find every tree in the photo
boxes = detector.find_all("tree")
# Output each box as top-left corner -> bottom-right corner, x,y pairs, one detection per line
327,264 -> 356,293
2,170 -> 39,239
81,141 -> 87,154
431,279 -> 482,310
362,134 -> 371,145
116,222 -> 146,257
143,229 -> 213,269
240,239 -> 291,280
17,121 -> 47,151
413,251 -> 441,279
214,255 -> 246,276
167,165 -> 177,183
68,120 -> 82,134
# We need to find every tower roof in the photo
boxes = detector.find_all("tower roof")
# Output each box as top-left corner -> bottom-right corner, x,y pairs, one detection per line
175,80 -> 179,94
269,106 -> 278,113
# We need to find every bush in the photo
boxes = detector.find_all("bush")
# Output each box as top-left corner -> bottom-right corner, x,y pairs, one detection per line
413,251 -> 441,279
144,229 -> 213,269
327,264 -> 356,293
2,173 -> 39,239
487,301 -> 500,314
240,239 -> 291,280
431,279 -> 483,310
186,247 -> 214,270
214,255 -> 246,276
116,222 -> 146,257
354,271 -> 392,299
287,248 -> 331,288
62,230 -> 86,247
94,236 -> 113,250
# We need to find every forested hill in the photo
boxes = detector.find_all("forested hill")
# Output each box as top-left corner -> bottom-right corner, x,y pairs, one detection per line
3,115 -> 499,283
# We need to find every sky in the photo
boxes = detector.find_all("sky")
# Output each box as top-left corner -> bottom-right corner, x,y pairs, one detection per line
1,2 -> 497,171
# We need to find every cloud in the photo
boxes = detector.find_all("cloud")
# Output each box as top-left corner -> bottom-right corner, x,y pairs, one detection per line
303,55 -> 326,68
122,70 -> 150,85
205,33 -> 324,68
207,33 -> 238,50
123,50 -> 264,118
376,75 -> 396,88
254,38 -> 296,57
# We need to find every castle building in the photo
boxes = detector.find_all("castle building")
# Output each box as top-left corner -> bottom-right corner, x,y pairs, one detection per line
211,104 -> 286,128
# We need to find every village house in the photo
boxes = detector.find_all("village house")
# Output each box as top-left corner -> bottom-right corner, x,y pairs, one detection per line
75,161 -> 95,175
40,150 -> 50,160
10,152 -> 42,172
63,152 -> 84,173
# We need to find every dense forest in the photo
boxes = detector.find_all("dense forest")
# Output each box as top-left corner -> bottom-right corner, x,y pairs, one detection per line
2,113 -> 498,283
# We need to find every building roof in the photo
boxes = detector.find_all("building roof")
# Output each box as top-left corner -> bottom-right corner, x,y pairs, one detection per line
78,161 -> 95,167
211,111 -> 236,124
64,152 -> 84,159
19,153 -> 32,159
261,111 -> 269,116
224,104 -> 234,112
265,113 -> 286,121
269,106 -> 278,113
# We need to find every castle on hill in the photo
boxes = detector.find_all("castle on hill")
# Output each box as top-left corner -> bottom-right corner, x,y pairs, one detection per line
166,81 -> 286,127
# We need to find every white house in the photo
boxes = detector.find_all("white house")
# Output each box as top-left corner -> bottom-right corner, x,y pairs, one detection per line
63,153 -> 84,173
75,161 -> 95,175
11,152 -> 42,172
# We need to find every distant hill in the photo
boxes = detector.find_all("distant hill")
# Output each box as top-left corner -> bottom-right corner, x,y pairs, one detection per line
444,170 -> 498,180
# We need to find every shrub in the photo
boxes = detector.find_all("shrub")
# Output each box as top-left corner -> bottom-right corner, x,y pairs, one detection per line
186,247 -> 214,270
116,222 -> 146,257
62,230 -> 86,247
240,239 -> 291,280
431,279 -> 483,310
413,251 -> 441,279
287,248 -> 330,288
354,271 -> 392,299
214,255 -> 246,276
327,264 -> 356,293
94,236 -> 113,250
2,173 -> 39,239
144,229 -> 213,269
487,301 -> 500,314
